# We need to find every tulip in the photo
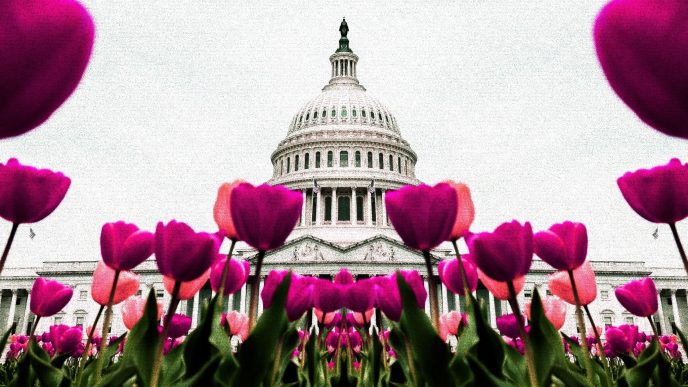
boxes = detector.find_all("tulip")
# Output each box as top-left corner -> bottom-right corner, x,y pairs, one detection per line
121,296 -> 163,330
594,0 -> 688,139
605,325 -> 638,355
345,279 -> 376,313
163,268 -> 210,301
91,261 -> 140,305
213,181 -> 245,241
442,181 -> 475,241
313,278 -> 343,313
314,309 -> 338,326
496,314 -> 525,340
468,220 -> 533,283
534,221 -> 588,271
261,271 -> 315,321
334,268 -> 355,284
478,270 -> 525,301
209,256 -> 249,296
225,311 -> 249,341
375,271 -> 427,321
154,220 -> 220,283
440,311 -> 467,336
30,278 -> 72,317
165,314 -> 192,339
615,278 -> 658,317
350,310 -> 374,327
100,221 -> 155,271
50,324 -> 83,356
0,0 -> 94,138
525,296 -> 567,331
438,257 -> 478,296
548,265 -> 596,309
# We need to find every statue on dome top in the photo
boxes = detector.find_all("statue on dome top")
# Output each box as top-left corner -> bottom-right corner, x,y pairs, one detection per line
339,18 -> 349,38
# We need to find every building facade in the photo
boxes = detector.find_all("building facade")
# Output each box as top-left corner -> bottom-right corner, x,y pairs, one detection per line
1,20 -> 687,339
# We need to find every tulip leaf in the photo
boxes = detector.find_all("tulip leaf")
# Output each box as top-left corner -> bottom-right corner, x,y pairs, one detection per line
396,273 -> 452,386
0,323 -> 15,357
304,325 -> 326,386
550,364 -> 590,387
502,344 -> 527,386
117,289 -> 161,386
270,327 -> 300,385
362,328 -> 383,386
214,352 -> 239,387
672,323 -> 688,357
466,294 -> 505,378
160,343 -> 184,385
183,293 -> 233,380
465,353 -> 514,387
176,354 -> 222,387
234,272 -> 292,387
387,327 -> 417,385
527,288 -> 567,385
621,339 -> 660,387
26,340 -> 65,387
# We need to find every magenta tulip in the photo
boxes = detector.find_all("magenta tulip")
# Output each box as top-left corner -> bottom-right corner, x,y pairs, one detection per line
548,261 -> 597,306
385,183 -> 457,251
313,278 -> 343,313
91,261 -> 140,305
230,183 -> 303,252
534,221 -> 588,271
496,314 -> 525,339
30,278 -> 72,317
594,0 -> 688,139
615,278 -> 658,317
605,324 -> 639,354
345,279 -> 376,313
438,257 -> 478,295
0,0 -> 94,138
209,256 -> 249,295
0,159 -> 71,224
334,268 -> 355,285
468,220 -> 533,282
50,325 -> 83,355
617,159 -> 688,224
374,271 -> 427,321
163,268 -> 209,301
100,221 -> 154,271
154,220 -> 220,282
261,271 -> 315,321
166,314 -> 192,339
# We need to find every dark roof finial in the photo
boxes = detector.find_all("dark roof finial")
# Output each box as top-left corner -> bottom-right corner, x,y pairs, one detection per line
336,18 -> 352,53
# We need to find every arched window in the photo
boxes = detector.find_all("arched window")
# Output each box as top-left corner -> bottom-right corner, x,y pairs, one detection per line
367,152 -> 373,168
338,196 -> 350,221
314,111 -> 318,119
287,157 -> 291,173
389,155 -> 394,171
331,109 -> 336,118
398,156 -> 401,173
355,151 -> 361,167
299,115 -> 303,123
405,159 -> 408,175
362,109 -> 367,118
370,110 -> 375,120
356,196 -> 364,221
322,109 -> 327,118
340,151 -> 348,167
378,153 -> 384,170
352,109 -> 357,117
304,153 -> 310,169
341,108 -> 347,117
74,309 -> 88,327
371,194 -> 377,223
306,113 -> 309,121
601,310 -> 615,328
324,196 -> 332,222
280,159 -> 283,175
378,112 -> 383,121
295,155 -> 299,171
327,151 -> 333,167
316,152 -> 321,168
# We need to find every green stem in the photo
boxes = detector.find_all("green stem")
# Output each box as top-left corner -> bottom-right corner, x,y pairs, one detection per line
568,270 -> 594,385
506,281 -> 538,387
94,270 -> 120,384
451,239 -> 473,309
583,304 -> 609,374
0,223 -> 19,277
217,239 -> 237,312
403,334 -> 419,386
29,316 -> 40,338
76,304 -> 105,385
150,281 -> 182,387
248,250 -> 266,330
422,250 -> 440,331
270,334 -> 285,384
669,223 -> 688,277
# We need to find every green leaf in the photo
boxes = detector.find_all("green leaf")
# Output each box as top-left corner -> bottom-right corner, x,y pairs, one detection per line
465,353 -> 514,387
27,340 -> 65,387
527,288 -> 567,386
177,354 -> 222,387
160,343 -> 184,385
387,327 -> 417,386
214,352 -> 239,387
96,364 -> 137,387
270,327 -> 300,385
234,272 -> 292,387
361,329 -> 383,386
396,273 -> 452,386
502,345 -> 527,386
623,340 -> 660,387
0,323 -> 15,356
465,294 -> 505,378
550,365 -> 589,387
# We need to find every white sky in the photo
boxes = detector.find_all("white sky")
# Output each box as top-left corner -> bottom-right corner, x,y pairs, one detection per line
1,1 -> 687,269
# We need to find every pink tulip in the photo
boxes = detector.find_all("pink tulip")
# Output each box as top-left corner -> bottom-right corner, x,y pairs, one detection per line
615,278 -> 658,317
351,309 -> 374,327
0,0 -> 94,138
209,256 -> 249,295
534,221 -> 588,271
100,221 -> 154,271
548,261 -> 597,306
617,159 -> 688,224
0,159 -> 71,224
91,261 -> 140,305
213,181 -> 245,241
374,271 -> 427,321
442,181 -> 475,241
525,296 -> 567,330
440,311 -> 467,336
438,257 -> 478,295
230,183 -> 303,252
154,220 -> 220,282
30,278 -> 72,317
163,268 -> 210,301
468,221 -> 533,282
478,270 -> 525,301
121,296 -> 163,330
385,183 -> 457,251
594,0 -> 688,139
314,309 -> 337,326
225,311 -> 249,341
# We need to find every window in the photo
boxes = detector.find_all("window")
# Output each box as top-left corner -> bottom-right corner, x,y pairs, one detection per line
156,290 -> 164,298
76,316 -> 84,327
601,290 -> 609,301
331,109 -> 336,118
378,112 -> 383,121
340,151 -> 348,167
136,290 -> 142,296
603,316 -> 612,327
327,151 -> 333,167
338,196 -> 350,221
80,290 -> 88,301
324,197 -> 332,221
356,196 -> 364,221
314,111 -> 318,119
295,155 -> 299,171
371,195 -> 377,223
316,152 -> 321,168
306,113 -> 309,120
54,316 -> 63,325
389,155 -> 394,171
625,316 -> 634,324
378,153 -> 384,170
601,310 -> 615,327
287,157 -> 291,173
280,160 -> 283,175
311,196 -> 317,223
524,290 -> 532,298
352,109 -> 357,117
397,157 -> 401,173
362,110 -> 367,118
322,109 -> 327,118
370,110 -> 376,120
341,108 -> 347,117
405,159 -> 408,175
304,153 -> 310,169
299,115 -> 302,123
367,152 -> 373,168
355,151 -> 361,167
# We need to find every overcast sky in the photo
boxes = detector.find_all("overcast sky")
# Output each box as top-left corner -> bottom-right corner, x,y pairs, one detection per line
2,1 -> 687,269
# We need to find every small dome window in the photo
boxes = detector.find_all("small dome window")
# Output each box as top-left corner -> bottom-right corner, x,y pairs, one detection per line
314,111 -> 318,119
385,115 -> 389,123
352,109 -> 357,117
378,112 -> 383,121
341,108 -> 347,117
306,113 -> 310,121
322,109 -> 327,118
362,110 -> 367,118
299,115 -> 303,123
331,109 -> 336,118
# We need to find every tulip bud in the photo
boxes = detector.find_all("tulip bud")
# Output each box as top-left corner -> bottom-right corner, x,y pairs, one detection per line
91,261 -> 140,305
100,221 -> 154,271
534,221 -> 588,271
615,277 -> 658,317
30,278 -> 72,317
468,220 -> 533,282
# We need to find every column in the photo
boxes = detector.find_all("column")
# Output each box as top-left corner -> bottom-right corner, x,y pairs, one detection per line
381,189 -> 387,226
672,289 -> 681,330
315,191 -> 321,226
257,278 -> 265,315
192,294 -> 200,328
351,187 -> 357,224
332,188 -> 338,223
301,189 -> 306,226
366,188 -> 373,226
239,283 -> 247,314
21,291 -> 31,333
441,285 -> 449,316
423,279 -> 430,315
657,289 -> 666,334
489,293 -> 497,327
6,290 -> 17,330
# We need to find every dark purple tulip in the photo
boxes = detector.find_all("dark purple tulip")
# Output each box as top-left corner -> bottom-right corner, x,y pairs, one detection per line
334,268 -> 354,285
594,0 -> 688,139
230,183 -> 303,252
154,220 -> 220,282
615,278 -> 658,317
375,271 -> 427,321
261,271 -> 315,321
30,278 -> 72,317
617,159 -> 688,224
50,324 -> 82,355
468,220 -> 533,282
438,257 -> 478,295
100,221 -> 154,271
166,314 -> 192,339
345,279 -> 376,313
496,314 -> 524,340
209,256 -> 250,295
534,221 -> 588,271
385,183 -> 457,251
0,0 -> 94,139
0,159 -> 71,224
313,278 -> 343,313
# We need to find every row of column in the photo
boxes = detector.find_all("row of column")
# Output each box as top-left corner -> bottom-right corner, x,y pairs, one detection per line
304,187 -> 387,227
656,288 -> 685,333
332,58 -> 356,78
0,289 -> 32,334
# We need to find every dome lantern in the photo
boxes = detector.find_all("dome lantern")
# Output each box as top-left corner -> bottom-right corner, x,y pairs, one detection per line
328,18 -> 361,88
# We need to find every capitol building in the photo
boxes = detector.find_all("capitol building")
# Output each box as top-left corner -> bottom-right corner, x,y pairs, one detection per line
1,20 -> 687,339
